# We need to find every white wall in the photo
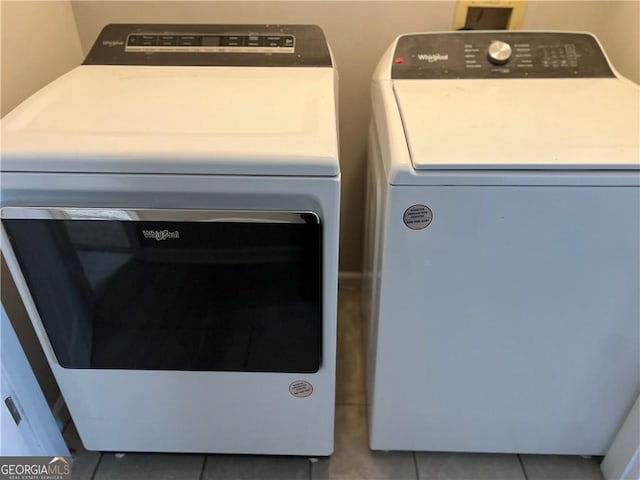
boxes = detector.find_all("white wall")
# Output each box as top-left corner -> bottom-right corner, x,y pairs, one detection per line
1,1 -> 84,116
590,0 -> 639,82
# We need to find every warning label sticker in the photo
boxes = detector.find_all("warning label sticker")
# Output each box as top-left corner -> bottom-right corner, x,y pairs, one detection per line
403,204 -> 433,230
289,380 -> 313,398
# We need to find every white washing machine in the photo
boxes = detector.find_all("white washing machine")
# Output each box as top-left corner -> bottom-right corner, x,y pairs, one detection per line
364,31 -> 639,454
1,24 -> 340,455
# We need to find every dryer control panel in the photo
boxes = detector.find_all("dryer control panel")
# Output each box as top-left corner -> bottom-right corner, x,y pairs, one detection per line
392,32 -> 614,79
125,33 -> 296,53
84,24 -> 332,67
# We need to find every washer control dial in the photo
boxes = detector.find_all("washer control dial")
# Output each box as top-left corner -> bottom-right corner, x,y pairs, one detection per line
487,40 -> 512,65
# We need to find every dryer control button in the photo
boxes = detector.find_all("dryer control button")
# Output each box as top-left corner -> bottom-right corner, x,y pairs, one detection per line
487,40 -> 512,65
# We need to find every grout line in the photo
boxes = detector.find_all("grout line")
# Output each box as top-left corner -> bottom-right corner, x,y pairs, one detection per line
413,451 -> 421,480
89,453 -> 104,480
198,455 -> 209,480
308,456 -> 313,480
517,454 -> 529,480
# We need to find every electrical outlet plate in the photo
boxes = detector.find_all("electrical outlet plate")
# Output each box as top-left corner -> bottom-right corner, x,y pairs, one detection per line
454,0 -> 526,30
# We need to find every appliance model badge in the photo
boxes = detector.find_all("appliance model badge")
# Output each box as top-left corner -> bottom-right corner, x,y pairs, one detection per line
142,229 -> 180,241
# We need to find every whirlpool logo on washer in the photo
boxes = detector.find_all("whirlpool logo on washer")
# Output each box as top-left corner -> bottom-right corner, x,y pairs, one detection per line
142,230 -> 180,241
417,53 -> 449,63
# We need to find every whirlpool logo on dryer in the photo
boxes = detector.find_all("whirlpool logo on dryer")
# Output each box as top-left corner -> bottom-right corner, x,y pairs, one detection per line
142,229 -> 180,241
102,40 -> 124,47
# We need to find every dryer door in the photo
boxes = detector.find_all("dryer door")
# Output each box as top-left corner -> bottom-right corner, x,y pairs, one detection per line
2,208 -> 322,373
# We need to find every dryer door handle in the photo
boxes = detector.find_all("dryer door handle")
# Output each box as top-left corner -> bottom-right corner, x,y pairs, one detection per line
0,207 -> 319,224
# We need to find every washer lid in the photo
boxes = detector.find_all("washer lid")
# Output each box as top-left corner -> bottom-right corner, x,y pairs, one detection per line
393,78 -> 640,170
1,65 -> 338,176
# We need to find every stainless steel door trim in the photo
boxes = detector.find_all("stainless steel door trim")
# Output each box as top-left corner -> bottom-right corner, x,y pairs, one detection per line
0,207 -> 319,224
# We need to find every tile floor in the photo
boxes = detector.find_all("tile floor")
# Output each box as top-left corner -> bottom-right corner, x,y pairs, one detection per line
63,284 -> 605,480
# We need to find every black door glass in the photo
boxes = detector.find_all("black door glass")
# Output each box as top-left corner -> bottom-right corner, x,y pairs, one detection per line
3,216 -> 322,373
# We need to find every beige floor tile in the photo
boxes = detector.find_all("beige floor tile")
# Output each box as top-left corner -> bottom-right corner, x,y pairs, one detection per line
93,452 -> 204,480
335,286 -> 367,406
203,455 -> 310,480
520,454 -> 604,480
416,452 -> 525,480
312,405 -> 416,480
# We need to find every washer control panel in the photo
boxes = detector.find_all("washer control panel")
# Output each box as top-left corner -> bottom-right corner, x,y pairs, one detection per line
392,32 -> 613,79
84,24 -> 331,67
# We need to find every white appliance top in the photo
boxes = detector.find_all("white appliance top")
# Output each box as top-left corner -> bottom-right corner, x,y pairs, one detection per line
374,31 -> 639,179
1,25 -> 338,177
394,77 -> 639,170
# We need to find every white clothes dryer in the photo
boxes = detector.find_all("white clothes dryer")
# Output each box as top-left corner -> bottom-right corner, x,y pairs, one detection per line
1,24 -> 340,455
364,31 -> 639,455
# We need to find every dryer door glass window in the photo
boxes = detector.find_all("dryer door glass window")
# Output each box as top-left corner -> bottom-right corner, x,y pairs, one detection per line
3,209 -> 322,373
